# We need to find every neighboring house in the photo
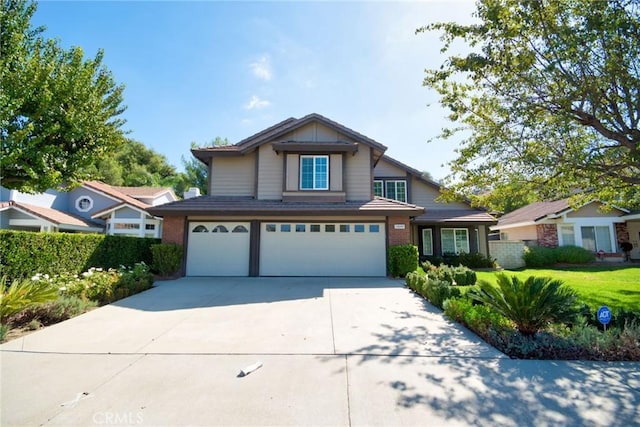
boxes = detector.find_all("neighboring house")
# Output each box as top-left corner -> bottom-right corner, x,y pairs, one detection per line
0,181 -> 176,238
491,198 -> 640,261
149,113 -> 495,277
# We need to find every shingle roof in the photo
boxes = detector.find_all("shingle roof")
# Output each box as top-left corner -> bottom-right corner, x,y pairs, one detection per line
414,209 -> 496,224
497,199 -> 572,227
192,113 -> 388,162
148,196 -> 424,217
0,201 -> 102,229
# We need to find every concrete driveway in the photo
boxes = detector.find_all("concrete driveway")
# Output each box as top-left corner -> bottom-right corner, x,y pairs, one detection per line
1,277 -> 638,426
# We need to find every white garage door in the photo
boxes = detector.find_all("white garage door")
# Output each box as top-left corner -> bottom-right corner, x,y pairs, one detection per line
260,222 -> 386,276
186,222 -> 250,276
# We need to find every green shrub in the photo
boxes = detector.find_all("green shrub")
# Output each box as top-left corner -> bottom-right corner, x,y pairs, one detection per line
405,271 -> 426,293
522,245 -> 595,267
151,243 -> 183,277
555,246 -> 596,264
388,245 -> 419,277
458,252 -> 497,268
444,297 -> 512,335
12,296 -> 97,326
0,276 -> 59,323
61,263 -> 153,305
423,278 -> 461,309
425,264 -> 477,286
522,246 -> 558,267
471,273 -> 580,336
0,230 -> 159,280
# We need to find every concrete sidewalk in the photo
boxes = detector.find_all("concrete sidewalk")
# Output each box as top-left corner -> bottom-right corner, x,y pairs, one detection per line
1,277 -> 638,426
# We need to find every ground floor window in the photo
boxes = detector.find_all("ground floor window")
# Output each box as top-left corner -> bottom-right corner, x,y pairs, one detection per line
581,226 -> 612,252
422,228 -> 433,256
441,228 -> 469,254
559,225 -> 575,246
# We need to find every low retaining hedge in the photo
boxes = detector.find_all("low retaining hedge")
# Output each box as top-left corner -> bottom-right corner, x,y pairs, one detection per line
0,230 -> 159,280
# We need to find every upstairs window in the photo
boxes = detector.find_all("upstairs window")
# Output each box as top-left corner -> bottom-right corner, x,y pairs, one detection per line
300,155 -> 329,190
384,180 -> 407,203
373,180 -> 384,197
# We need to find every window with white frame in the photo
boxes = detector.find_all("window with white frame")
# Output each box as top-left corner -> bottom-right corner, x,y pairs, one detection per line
385,180 -> 407,203
373,180 -> 384,197
300,155 -> 329,190
559,225 -> 575,246
373,179 -> 407,202
441,228 -> 470,254
75,196 -> 93,212
581,226 -> 612,252
422,229 -> 433,256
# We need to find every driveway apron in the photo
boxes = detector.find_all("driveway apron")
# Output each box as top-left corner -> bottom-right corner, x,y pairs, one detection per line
1,277 -> 638,426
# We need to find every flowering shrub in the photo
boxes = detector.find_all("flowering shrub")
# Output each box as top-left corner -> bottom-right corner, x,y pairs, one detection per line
59,263 -> 154,305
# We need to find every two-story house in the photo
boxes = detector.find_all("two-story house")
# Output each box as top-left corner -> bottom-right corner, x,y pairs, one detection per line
149,114 -> 495,276
0,181 -> 176,238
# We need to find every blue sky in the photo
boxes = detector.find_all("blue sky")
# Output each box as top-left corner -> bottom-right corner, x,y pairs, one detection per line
33,0 -> 477,179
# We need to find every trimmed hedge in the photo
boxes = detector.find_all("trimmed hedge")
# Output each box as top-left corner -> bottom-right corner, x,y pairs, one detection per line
388,244 -> 419,277
0,230 -> 159,280
523,245 -> 595,267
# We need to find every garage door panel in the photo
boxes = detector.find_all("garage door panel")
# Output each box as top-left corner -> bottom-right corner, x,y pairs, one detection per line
260,223 -> 386,276
186,222 -> 250,276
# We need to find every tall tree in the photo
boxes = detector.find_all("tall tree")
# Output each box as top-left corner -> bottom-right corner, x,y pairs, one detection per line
89,139 -> 177,187
1,0 -> 126,192
419,0 -> 640,208
173,137 -> 229,197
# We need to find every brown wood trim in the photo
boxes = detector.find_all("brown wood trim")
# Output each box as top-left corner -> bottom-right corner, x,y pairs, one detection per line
406,172 -> 413,204
207,160 -> 212,196
272,142 -> 358,154
342,152 -> 346,195
181,218 -> 189,277
281,151 -> 287,196
249,220 -> 260,277
385,216 -> 390,276
369,148 -> 375,200
253,147 -> 260,199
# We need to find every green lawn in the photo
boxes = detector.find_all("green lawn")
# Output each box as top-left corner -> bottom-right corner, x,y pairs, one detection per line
476,266 -> 640,311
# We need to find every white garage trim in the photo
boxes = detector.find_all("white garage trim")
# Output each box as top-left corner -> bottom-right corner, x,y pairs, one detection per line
186,222 -> 250,276
259,222 -> 386,276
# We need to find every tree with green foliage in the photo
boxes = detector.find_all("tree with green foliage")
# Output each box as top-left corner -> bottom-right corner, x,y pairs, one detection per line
88,139 -> 177,187
471,273 -> 579,336
419,0 -> 640,208
173,137 -> 229,196
1,0 -> 127,193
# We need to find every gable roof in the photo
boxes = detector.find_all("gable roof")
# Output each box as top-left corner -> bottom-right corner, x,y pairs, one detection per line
82,181 -> 153,212
414,209 -> 496,224
495,198 -> 629,229
192,113 -> 388,162
111,186 -> 176,200
0,201 -> 103,230
378,155 -> 443,192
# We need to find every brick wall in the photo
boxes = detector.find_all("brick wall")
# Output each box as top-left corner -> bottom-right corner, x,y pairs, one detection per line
536,224 -> 558,248
615,222 -> 629,245
387,216 -> 411,246
162,216 -> 185,246
489,241 -> 525,269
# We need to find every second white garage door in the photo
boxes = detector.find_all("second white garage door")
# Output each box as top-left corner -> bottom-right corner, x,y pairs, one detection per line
186,222 -> 250,276
259,222 -> 386,276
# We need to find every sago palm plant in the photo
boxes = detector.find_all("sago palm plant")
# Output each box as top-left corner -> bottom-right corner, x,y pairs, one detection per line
470,273 -> 579,336
0,276 -> 59,323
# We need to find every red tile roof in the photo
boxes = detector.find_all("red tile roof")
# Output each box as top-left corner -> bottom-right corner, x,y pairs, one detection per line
111,186 -> 175,199
82,181 -> 152,211
0,201 -> 102,229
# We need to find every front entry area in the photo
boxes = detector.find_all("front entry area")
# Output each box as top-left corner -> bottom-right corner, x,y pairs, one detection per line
259,222 -> 386,276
